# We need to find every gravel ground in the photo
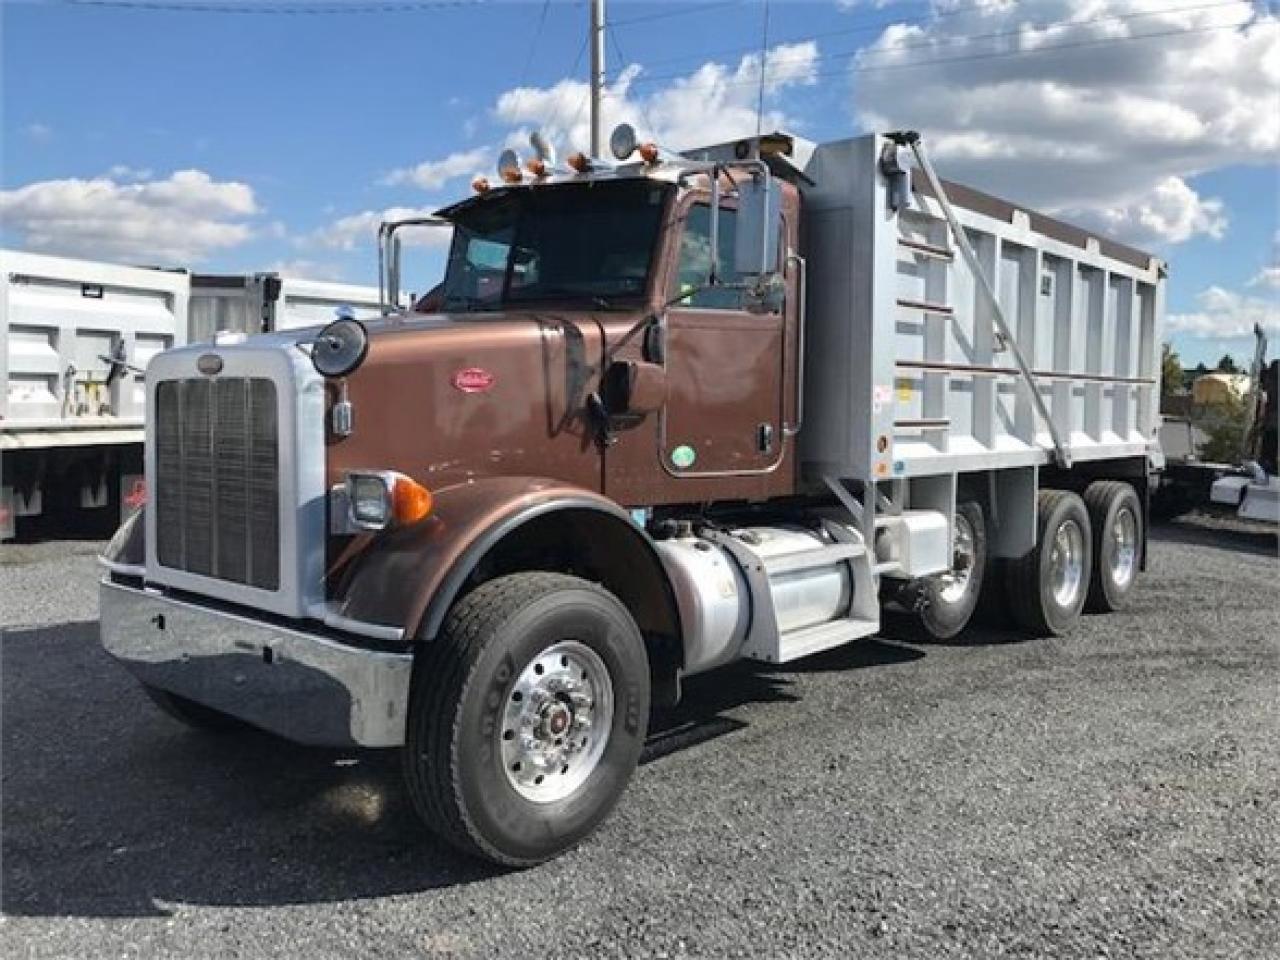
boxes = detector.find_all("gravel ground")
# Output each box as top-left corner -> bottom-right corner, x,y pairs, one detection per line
2,515 -> 1278,959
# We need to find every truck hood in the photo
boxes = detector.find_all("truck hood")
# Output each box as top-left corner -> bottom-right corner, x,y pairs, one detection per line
324,309 -> 623,494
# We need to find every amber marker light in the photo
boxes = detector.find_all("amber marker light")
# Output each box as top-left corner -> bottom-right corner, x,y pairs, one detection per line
345,471 -> 433,531
567,152 -> 592,173
638,142 -> 660,164
472,176 -> 491,193
525,157 -> 547,177
391,475 -> 433,525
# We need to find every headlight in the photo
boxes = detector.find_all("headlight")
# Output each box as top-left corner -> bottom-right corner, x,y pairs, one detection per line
344,471 -> 433,531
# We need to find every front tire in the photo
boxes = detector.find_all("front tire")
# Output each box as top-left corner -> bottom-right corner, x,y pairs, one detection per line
1083,480 -> 1143,613
402,572 -> 650,867
1006,490 -> 1093,637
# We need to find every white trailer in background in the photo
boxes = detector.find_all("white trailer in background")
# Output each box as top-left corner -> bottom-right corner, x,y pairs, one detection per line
1,250 -> 188,539
188,274 -> 392,341
2,250 -> 388,539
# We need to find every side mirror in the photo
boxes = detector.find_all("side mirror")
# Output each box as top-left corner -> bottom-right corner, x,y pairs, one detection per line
377,217 -> 452,314
733,175 -> 782,276
602,359 -> 667,415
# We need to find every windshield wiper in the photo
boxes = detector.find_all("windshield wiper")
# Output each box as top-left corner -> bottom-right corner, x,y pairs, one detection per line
444,295 -> 498,312
508,287 -> 628,311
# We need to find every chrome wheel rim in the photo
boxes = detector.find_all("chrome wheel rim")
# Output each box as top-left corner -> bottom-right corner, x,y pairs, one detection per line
499,641 -> 613,804
1110,507 -> 1138,588
938,512 -> 976,605
1049,518 -> 1085,608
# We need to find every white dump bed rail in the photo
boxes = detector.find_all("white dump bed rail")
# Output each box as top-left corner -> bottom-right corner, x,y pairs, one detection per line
799,134 -> 1163,482
1,250 -> 189,450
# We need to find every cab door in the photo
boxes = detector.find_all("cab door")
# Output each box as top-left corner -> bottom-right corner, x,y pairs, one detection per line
659,201 -> 786,477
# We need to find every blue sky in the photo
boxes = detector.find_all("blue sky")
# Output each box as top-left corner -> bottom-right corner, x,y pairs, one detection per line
2,0 -> 1277,366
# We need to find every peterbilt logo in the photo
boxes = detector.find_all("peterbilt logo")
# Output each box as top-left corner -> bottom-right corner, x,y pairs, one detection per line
452,367 -> 496,393
196,353 -> 224,375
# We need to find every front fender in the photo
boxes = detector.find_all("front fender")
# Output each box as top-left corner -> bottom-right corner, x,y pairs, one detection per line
327,477 -> 671,645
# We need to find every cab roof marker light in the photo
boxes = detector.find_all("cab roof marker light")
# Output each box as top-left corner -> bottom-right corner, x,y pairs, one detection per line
471,175 -> 491,194
497,148 -> 523,184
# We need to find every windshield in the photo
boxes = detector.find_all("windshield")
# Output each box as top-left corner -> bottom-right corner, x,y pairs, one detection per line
441,180 -> 669,311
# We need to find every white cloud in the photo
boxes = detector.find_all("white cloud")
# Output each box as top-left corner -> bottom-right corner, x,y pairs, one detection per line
104,164 -> 154,181
1252,267 -> 1280,290
266,258 -> 346,281
382,147 -> 490,191
0,169 -> 257,264
493,41 -> 820,157
1068,175 -> 1227,248
852,0 -> 1278,247
24,122 -> 53,143
1167,285 -> 1279,340
1249,231 -> 1280,289
309,206 -> 452,252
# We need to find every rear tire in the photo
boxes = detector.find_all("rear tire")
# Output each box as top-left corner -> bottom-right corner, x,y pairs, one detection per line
143,685 -> 251,733
1006,490 -> 1092,637
899,500 -> 988,641
1083,480 -> 1143,613
402,572 -> 650,867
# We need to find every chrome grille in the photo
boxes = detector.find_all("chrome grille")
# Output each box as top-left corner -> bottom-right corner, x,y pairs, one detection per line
155,377 -> 279,589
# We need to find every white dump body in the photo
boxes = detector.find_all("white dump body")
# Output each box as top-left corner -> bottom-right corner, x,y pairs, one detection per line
798,135 -> 1164,482
1,249 -> 189,450
189,274 -> 393,342
275,278 -> 388,330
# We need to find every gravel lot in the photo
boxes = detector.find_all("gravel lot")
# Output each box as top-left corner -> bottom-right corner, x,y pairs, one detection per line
2,517 -> 1278,959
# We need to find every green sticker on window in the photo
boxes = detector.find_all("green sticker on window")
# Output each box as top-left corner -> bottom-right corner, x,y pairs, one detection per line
670,445 -> 696,469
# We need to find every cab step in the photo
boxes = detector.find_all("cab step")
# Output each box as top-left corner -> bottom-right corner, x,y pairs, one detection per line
763,616 -> 880,665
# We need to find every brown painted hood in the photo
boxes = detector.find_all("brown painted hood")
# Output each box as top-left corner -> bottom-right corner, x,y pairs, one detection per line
326,310 -> 624,495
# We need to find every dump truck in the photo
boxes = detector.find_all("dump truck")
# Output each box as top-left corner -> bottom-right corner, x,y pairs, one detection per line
1,250 -> 389,539
1155,325 -> 1278,524
1,250 -> 188,539
99,128 -> 1165,866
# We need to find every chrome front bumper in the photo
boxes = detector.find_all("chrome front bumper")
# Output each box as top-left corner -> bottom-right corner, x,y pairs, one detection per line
100,578 -> 413,747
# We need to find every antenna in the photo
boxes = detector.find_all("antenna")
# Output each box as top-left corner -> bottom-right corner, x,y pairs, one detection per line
755,0 -> 770,139
590,0 -> 606,156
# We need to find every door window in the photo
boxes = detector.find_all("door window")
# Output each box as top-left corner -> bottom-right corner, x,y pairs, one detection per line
671,204 -> 782,312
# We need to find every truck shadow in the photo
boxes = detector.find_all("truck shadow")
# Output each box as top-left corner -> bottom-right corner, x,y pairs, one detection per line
1,620 -> 921,918
1149,515 -> 1278,559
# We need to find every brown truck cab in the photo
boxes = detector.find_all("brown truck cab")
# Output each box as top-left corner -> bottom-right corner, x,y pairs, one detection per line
101,127 -> 1166,865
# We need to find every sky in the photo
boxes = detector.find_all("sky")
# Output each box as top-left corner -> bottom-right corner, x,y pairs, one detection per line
1,0 -> 1277,366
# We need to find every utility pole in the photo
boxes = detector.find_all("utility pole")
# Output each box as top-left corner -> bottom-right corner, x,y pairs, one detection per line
589,0 -> 605,156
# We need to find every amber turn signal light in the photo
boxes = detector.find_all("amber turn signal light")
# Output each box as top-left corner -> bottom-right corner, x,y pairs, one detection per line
567,152 -> 592,173
638,142 -> 660,164
391,474 -> 433,525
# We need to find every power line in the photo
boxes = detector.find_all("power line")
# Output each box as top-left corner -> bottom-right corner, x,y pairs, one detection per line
60,0 -> 485,12
627,1 -> 1254,88
540,34 -> 589,136
606,22 -> 660,138
516,0 -> 555,89
610,0 -> 742,28
621,0 -> 1027,72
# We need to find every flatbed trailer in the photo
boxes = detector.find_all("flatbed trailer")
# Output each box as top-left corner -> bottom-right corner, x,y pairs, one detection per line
101,128 -> 1166,866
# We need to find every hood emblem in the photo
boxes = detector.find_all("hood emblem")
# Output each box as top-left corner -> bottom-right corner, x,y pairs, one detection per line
452,367 -> 496,393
